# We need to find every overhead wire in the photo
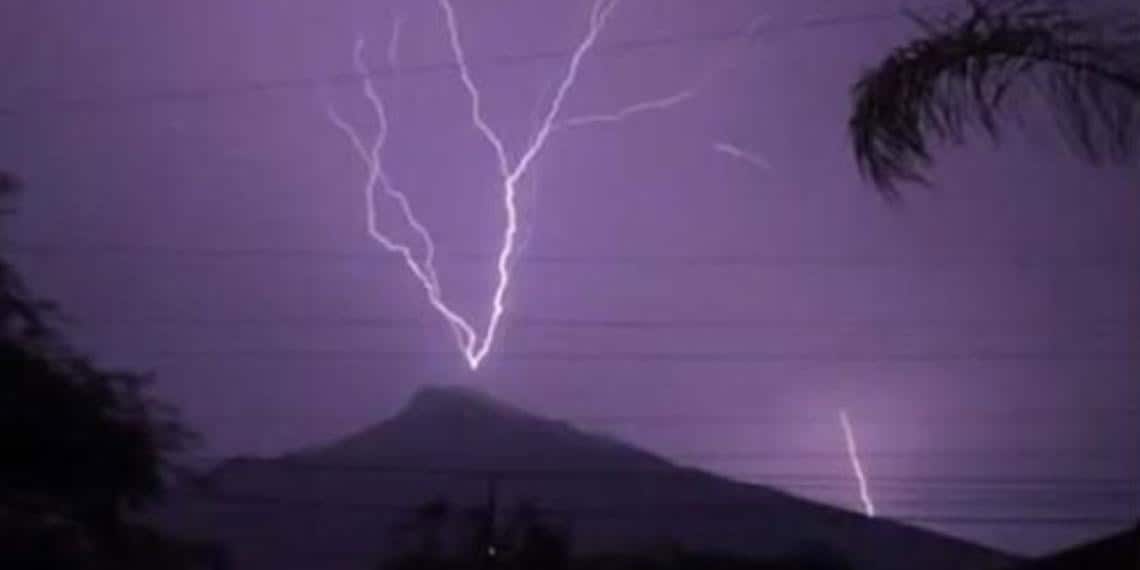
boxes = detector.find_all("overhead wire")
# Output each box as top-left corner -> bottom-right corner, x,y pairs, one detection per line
0,2 -> 961,119
187,489 -> 1136,528
5,241 -> 1137,269
142,347 -> 1140,363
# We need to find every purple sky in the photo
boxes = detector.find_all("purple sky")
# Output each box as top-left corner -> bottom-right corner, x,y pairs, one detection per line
2,0 -> 1138,556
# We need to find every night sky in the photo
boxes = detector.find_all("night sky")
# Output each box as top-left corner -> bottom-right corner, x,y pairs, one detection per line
2,0 -> 1138,557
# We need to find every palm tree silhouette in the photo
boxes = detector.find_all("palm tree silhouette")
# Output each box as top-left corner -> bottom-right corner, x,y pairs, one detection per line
848,0 -> 1140,197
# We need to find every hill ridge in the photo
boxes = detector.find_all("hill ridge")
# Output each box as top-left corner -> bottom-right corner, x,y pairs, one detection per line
160,385 -> 1020,570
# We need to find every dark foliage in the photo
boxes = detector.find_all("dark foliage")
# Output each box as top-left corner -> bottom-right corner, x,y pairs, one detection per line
0,175 -> 53,340
0,180 -> 207,567
0,343 -> 192,527
388,499 -> 454,562
499,501 -> 572,570
381,499 -> 850,570
0,513 -> 229,570
575,549 -> 852,570
849,0 -> 1140,196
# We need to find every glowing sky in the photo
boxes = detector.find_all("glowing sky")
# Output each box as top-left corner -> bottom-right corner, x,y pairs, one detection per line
1,0 -> 1138,556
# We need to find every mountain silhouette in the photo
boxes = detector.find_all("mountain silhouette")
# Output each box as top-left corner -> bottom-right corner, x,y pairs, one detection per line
154,385 -> 1019,570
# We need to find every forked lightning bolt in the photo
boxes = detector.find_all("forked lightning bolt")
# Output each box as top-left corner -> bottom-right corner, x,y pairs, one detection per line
840,409 -> 876,517
329,0 -> 700,370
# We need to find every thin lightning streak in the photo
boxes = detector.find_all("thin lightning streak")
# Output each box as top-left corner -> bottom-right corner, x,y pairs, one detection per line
438,0 -> 619,368
331,0 -> 645,370
327,37 -> 472,351
387,15 -> 404,71
713,142 -> 771,170
840,410 -> 876,517
554,10 -> 768,132
334,38 -> 440,290
553,89 -> 698,130
513,80 -> 556,266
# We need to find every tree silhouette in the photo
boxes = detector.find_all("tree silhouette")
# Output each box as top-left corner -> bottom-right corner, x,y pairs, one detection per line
849,0 -> 1140,196
1,180 -> 202,567
500,501 -> 571,570
382,499 -> 571,570
380,499 -> 856,569
386,499 -> 454,568
0,173 -> 52,340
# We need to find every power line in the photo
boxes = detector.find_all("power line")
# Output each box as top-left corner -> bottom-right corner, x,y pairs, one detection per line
0,3 -> 956,119
6,242 -> 1137,269
202,458 -> 1139,488
191,490 -> 1136,528
534,412 -> 1140,427
146,347 -> 1140,364
183,407 -> 1140,428
52,313 -> 1140,334
896,515 -> 1136,527
186,410 -> 1140,427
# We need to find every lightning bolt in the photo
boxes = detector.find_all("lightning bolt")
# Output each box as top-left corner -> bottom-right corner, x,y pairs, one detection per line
553,89 -> 698,131
387,15 -> 404,71
552,14 -> 762,134
840,409 -> 876,517
713,142 -> 771,170
328,0 -> 701,370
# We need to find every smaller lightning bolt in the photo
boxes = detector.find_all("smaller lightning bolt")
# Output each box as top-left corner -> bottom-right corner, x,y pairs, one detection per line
553,89 -> 698,131
554,10 -> 769,133
713,142 -> 771,170
840,409 -> 876,518
327,35 -> 471,351
387,15 -> 405,71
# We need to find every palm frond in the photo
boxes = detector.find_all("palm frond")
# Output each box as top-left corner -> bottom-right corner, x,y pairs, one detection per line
849,0 -> 1140,197
1,176 -> 54,340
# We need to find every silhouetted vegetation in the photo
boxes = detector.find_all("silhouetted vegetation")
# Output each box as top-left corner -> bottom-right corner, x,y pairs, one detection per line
849,0 -> 1140,196
386,499 -> 456,568
575,550 -> 852,570
0,179 -> 219,568
381,499 -> 850,570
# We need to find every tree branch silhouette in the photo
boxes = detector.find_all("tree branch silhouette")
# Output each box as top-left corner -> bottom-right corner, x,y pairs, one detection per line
849,0 -> 1140,197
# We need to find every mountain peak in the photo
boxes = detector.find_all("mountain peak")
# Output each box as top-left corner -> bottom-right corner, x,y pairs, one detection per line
402,384 -> 518,419
188,386 -> 1018,570
296,384 -> 673,473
